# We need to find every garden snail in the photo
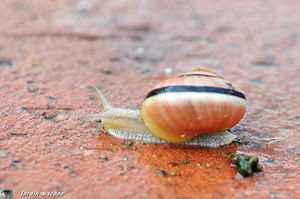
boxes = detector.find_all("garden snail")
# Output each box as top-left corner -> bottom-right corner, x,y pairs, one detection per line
84,68 -> 247,147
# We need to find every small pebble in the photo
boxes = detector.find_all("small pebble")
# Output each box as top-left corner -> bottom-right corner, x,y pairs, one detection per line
83,150 -> 94,156
0,151 -> 10,158
135,47 -> 145,55
164,68 -> 173,75
197,39 -> 209,48
55,113 -> 69,121
79,85 -> 93,89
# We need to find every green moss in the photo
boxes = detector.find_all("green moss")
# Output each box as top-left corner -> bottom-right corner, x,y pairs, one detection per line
230,154 -> 262,177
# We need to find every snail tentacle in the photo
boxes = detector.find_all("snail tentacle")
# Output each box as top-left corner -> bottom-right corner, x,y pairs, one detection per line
93,87 -> 113,111
81,87 -> 113,121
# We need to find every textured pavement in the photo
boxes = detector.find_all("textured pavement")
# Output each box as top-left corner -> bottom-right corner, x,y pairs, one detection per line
0,0 -> 300,198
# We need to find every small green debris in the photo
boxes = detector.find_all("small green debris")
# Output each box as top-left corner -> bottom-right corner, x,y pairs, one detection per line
248,155 -> 262,171
230,153 -> 262,177
235,155 -> 252,176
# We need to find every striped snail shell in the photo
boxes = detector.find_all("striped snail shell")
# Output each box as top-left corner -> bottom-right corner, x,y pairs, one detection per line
84,68 -> 247,147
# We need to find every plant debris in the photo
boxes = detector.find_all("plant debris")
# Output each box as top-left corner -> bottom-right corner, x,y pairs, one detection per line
181,159 -> 191,165
34,111 -> 56,120
8,132 -> 27,137
157,169 -> 176,177
98,155 -> 110,162
230,153 -> 262,177
10,159 -> 24,168
170,159 -> 191,167
98,69 -> 112,75
34,111 -> 69,121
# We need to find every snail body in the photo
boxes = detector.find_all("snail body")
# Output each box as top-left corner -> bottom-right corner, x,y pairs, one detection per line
84,69 -> 247,147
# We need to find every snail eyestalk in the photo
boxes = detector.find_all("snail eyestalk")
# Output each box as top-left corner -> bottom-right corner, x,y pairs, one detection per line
93,87 -> 113,111
81,87 -> 113,121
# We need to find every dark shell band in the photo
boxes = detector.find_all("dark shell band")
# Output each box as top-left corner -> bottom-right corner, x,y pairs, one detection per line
145,85 -> 246,100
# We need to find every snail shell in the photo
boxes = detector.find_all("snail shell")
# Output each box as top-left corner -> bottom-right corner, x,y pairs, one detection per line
142,68 -> 246,143
83,68 -> 247,147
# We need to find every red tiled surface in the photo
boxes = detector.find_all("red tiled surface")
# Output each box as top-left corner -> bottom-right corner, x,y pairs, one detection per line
0,0 -> 299,198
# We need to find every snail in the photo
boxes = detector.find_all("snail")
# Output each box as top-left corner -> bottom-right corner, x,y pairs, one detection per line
84,68 -> 247,147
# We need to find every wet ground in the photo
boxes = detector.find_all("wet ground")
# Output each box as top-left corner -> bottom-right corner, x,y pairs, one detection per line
0,0 -> 299,198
